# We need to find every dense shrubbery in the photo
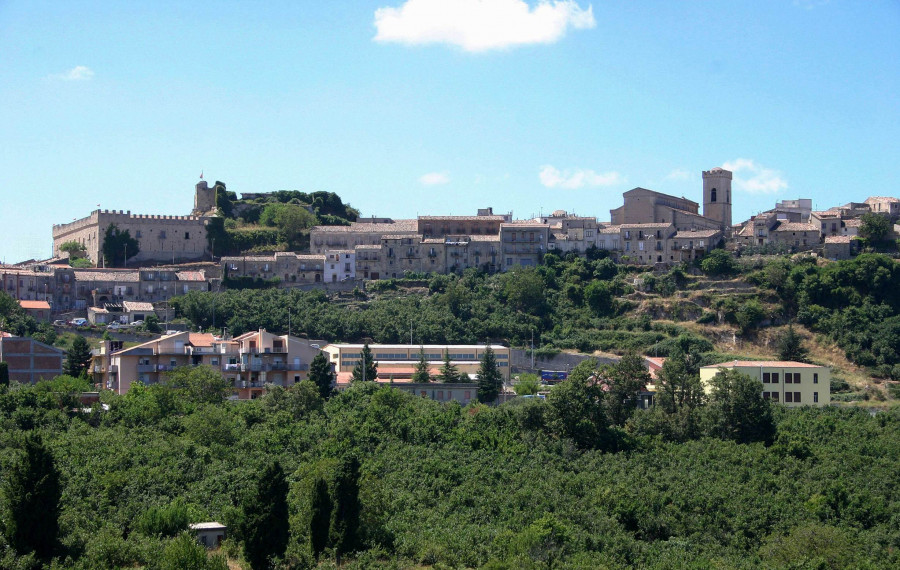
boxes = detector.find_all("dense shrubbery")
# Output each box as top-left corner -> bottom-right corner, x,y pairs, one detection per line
0,369 -> 898,568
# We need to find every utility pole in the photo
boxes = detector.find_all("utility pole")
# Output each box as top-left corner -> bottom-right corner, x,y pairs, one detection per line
410,318 -> 413,345
531,329 -> 535,370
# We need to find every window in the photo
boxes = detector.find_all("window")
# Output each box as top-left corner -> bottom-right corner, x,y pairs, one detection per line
711,188 -> 717,203
763,372 -> 770,383
159,231 -> 166,239
185,232 -> 190,239
772,373 -> 779,383
813,373 -> 819,384
762,392 -> 770,400
814,392 -> 819,403
784,373 -> 792,384
785,392 -> 793,403
794,392 -> 801,403
135,230 -> 142,238
772,392 -> 779,402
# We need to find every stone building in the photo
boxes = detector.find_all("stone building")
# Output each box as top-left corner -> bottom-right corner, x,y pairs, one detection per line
52,181 -> 215,265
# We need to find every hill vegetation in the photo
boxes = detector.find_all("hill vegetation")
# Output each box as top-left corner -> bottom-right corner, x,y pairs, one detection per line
205,184 -> 359,256
172,251 -> 900,403
1,369 -> 899,568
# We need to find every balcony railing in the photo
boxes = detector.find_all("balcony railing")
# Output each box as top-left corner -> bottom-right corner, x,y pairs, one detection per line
137,364 -> 156,373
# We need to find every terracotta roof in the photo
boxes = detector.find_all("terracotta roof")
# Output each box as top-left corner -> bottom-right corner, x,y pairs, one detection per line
620,223 -> 674,229
220,255 -> 276,262
701,360 -> 824,369
74,270 -> 140,282
18,300 -> 51,310
843,218 -> 863,227
866,196 -> 900,203
825,235 -> 853,243
469,235 -> 500,242
175,270 -> 206,282
0,331 -> 14,338
773,222 -> 819,232
123,301 -> 154,312
501,222 -> 549,228
381,234 -> 417,240
355,244 -> 382,249
419,215 -> 506,221
312,220 -> 418,233
188,333 -> 216,347
673,230 -> 719,239
599,225 -> 622,234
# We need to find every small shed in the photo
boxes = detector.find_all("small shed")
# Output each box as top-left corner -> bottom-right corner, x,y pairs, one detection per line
189,521 -> 226,549
122,301 -> 156,323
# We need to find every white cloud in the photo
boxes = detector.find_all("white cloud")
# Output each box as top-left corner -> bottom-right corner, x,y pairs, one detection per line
722,158 -> 788,194
374,0 -> 596,52
666,168 -> 690,181
53,65 -> 94,81
419,171 -> 450,186
539,165 -> 624,189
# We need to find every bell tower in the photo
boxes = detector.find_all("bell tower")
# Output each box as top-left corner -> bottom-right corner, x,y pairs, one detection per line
702,167 -> 732,229
193,180 -> 216,215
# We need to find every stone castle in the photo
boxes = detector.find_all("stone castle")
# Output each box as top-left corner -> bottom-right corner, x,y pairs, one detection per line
52,181 -> 219,265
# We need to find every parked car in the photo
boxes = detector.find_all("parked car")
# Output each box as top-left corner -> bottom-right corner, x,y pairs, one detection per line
53,319 -> 66,326
106,322 -> 125,330
70,318 -> 88,327
130,320 -> 144,327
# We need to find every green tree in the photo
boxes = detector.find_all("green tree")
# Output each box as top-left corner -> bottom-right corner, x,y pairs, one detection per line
706,368 -> 776,444
240,461 -> 290,570
777,324 -> 809,363
438,351 -> 460,383
700,249 -> 737,276
859,212 -> 891,248
65,335 -> 93,378
0,361 -> 8,387
603,352 -> 651,426
143,313 -> 162,333
59,240 -> 87,259
136,500 -> 190,538
101,223 -> 140,267
1,434 -> 61,558
501,267 -> 548,316
166,365 -> 233,403
546,360 -> 613,450
309,352 -> 335,399
584,280 -> 615,316
351,343 -> 377,383
477,345 -> 503,403
309,477 -> 332,561
411,347 -> 431,383
735,298 -> 766,334
330,456 -> 361,563
156,532 -> 228,570
513,373 -> 541,396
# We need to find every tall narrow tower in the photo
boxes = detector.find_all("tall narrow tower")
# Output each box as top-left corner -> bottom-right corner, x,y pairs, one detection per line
702,167 -> 732,229
193,180 -> 216,215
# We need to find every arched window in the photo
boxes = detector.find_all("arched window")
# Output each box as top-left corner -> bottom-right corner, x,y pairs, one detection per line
711,188 -> 717,203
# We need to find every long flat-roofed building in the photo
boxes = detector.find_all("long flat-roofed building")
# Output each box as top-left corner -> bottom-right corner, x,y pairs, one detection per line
322,343 -> 511,385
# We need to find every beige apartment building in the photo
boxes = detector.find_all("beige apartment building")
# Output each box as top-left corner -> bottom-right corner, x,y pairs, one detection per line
499,222 -> 550,270
699,360 -> 830,407
95,329 -> 321,399
310,219 -> 418,254
323,343 -> 511,384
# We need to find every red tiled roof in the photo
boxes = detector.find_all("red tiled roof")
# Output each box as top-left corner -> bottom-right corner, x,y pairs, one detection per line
188,333 -> 215,347
18,300 -> 51,310
701,360 -> 824,368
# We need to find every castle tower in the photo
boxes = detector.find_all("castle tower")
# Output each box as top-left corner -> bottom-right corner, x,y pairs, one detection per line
702,167 -> 732,229
193,180 -> 216,215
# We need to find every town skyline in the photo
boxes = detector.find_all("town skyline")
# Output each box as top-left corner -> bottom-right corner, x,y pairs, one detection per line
2,1 -> 898,263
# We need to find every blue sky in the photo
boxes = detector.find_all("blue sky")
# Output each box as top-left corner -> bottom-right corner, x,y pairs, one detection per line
1,0 -> 898,263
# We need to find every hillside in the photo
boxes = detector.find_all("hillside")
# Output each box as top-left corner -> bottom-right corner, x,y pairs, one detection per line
170,251 -> 900,406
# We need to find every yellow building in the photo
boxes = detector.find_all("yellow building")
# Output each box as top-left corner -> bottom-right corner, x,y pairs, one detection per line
322,343 -> 511,385
699,360 -> 830,407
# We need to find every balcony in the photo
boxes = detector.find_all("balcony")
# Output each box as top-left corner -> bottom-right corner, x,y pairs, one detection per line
238,381 -> 265,389
224,363 -> 240,371
271,347 -> 288,354
270,362 -> 288,370
156,364 -> 173,372
137,364 -> 156,373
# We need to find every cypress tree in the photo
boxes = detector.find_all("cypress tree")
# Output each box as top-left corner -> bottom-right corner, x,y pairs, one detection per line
1,434 -> 61,558
65,335 -> 92,378
0,361 -> 9,387
777,324 -> 810,363
411,347 -> 431,383
330,456 -> 361,563
438,351 -> 460,383
309,352 -> 335,399
309,476 -> 332,560
350,343 -> 377,383
240,461 -> 290,570
477,345 -> 503,403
